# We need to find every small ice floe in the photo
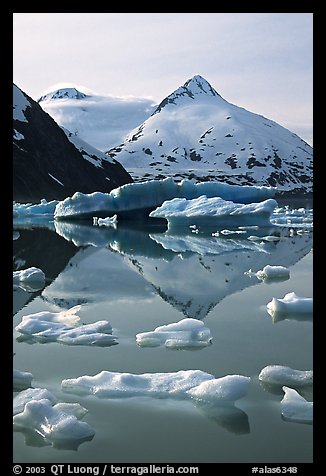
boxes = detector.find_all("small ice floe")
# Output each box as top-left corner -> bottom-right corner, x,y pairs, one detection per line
280,386 -> 313,424
259,365 -> 313,387
238,225 -> 259,230
93,214 -> 117,228
266,292 -> 313,321
13,388 -> 58,416
245,265 -> 289,283
13,393 -> 95,449
13,267 -> 46,292
13,369 -> 33,391
62,370 -> 250,404
136,318 -> 212,349
220,229 -> 247,236
15,305 -> 118,347
187,375 -> 251,403
247,234 -> 282,242
212,229 -> 247,236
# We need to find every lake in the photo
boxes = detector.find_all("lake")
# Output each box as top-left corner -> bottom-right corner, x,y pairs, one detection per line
13,203 -> 313,464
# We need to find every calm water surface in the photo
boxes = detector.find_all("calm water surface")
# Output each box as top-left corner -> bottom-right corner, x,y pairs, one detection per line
13,206 -> 313,463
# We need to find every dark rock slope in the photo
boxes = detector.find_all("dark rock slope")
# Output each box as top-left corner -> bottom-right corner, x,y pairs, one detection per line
13,84 -> 132,203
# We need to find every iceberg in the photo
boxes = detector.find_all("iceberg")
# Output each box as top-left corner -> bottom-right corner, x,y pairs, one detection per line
136,318 -> 212,349
281,386 -> 313,424
15,305 -> 118,347
13,199 -> 58,217
54,178 -> 275,220
258,365 -> 313,387
13,267 -> 46,292
61,369 -> 250,403
150,196 -> 278,231
266,292 -> 313,321
13,369 -> 33,391
13,398 -> 95,450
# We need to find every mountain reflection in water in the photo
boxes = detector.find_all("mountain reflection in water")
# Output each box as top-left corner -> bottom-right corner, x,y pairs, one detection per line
14,220 -> 312,321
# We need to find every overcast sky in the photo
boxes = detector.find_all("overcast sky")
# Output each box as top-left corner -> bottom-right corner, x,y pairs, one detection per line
13,13 -> 313,145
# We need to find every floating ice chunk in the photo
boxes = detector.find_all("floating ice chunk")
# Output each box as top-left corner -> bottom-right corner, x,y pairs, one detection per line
150,196 -> 278,231
16,318 -> 117,347
245,265 -> 290,282
267,292 -> 313,319
13,399 -> 95,449
259,366 -> 313,387
16,318 -> 74,339
13,369 -> 33,391
61,370 -> 215,398
13,231 -> 20,240
13,388 -> 58,416
13,267 -> 46,291
17,305 -> 82,328
136,318 -> 212,349
247,235 -> 262,241
220,229 -> 247,235
238,225 -> 259,230
248,234 -> 283,242
281,386 -> 313,424
61,369 -> 250,405
15,306 -> 117,347
256,265 -> 289,281
57,321 -> 117,347
187,375 -> 251,403
93,214 -> 118,227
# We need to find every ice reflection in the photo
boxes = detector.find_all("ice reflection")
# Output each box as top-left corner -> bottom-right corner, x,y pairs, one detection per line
193,400 -> 250,434
43,223 -> 313,320
13,425 -> 94,451
14,221 -> 313,321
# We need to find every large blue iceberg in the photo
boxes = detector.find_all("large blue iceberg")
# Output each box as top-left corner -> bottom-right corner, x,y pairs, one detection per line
54,178 -> 275,220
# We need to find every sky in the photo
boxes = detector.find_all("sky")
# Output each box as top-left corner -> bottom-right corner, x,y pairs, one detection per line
13,13 -> 313,145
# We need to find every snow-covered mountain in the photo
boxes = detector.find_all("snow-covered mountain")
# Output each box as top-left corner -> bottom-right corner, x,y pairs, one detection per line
106,75 -> 313,194
38,87 -> 89,101
38,87 -> 156,152
13,84 -> 132,203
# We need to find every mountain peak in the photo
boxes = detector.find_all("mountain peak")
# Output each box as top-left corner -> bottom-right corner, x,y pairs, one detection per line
38,87 -> 88,103
183,75 -> 220,97
153,75 -> 221,115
